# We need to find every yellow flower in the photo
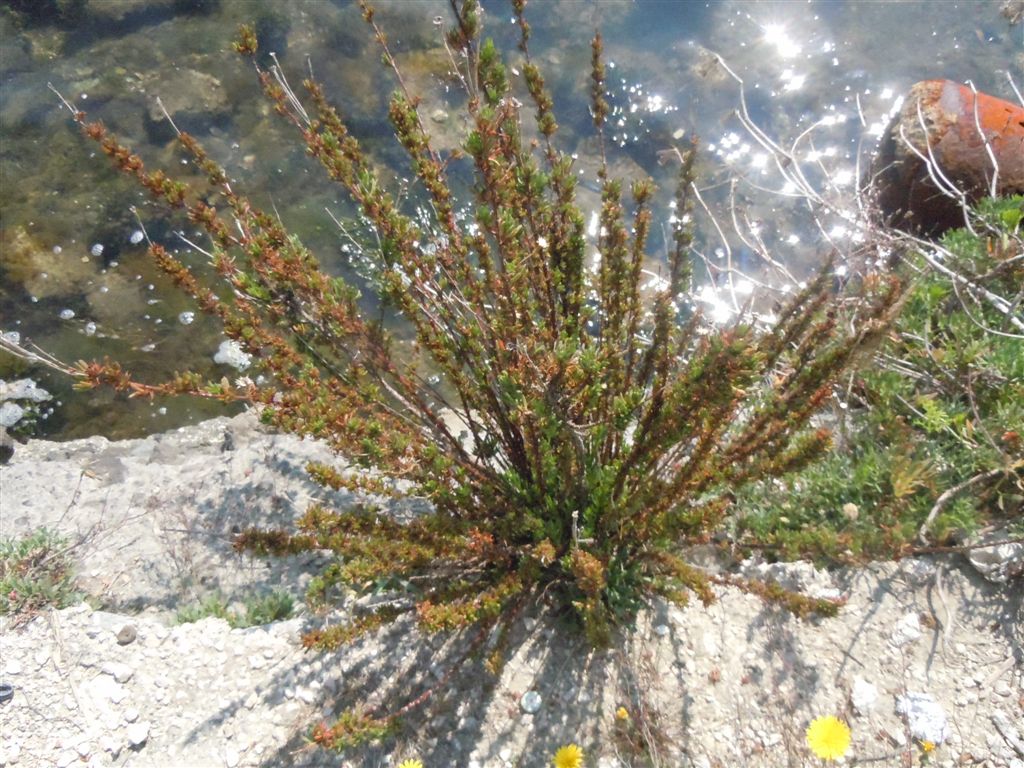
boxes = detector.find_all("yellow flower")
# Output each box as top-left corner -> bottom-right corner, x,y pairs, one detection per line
920,741 -> 936,753
806,715 -> 851,761
397,761 -> 423,768
615,706 -> 629,721
552,743 -> 584,768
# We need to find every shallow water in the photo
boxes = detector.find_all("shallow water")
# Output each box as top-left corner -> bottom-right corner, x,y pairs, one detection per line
1,0 -> 1020,440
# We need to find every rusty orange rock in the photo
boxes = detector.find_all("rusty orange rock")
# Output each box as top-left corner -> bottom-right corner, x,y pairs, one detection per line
870,80 -> 1024,234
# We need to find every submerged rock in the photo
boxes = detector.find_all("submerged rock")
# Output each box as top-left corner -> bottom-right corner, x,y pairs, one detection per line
870,80 -> 1024,234
142,68 -> 230,143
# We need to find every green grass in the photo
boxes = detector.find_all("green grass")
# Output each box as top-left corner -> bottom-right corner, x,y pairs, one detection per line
0,528 -> 82,619
176,589 -> 294,628
736,196 -> 1024,561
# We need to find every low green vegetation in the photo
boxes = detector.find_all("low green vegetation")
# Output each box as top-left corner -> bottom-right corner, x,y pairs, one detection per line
176,588 -> 294,628
0,527 -> 81,620
737,196 -> 1024,560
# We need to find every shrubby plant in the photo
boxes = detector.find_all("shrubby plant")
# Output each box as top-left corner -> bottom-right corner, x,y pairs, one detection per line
57,0 -> 902,748
0,527 -> 81,622
738,197 -> 1024,559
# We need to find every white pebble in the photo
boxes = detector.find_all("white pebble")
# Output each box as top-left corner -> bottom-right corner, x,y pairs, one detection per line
896,692 -> 950,744
126,722 -> 149,748
852,677 -> 878,714
178,311 -> 195,325
519,690 -> 542,714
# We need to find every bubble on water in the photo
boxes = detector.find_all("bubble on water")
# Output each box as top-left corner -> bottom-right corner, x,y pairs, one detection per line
99,286 -> 109,293
214,340 -> 251,371
1,331 -> 21,345
130,230 -> 145,245
84,322 -> 97,336
140,343 -> 156,352
59,309 -> 75,320
178,312 -> 195,326
157,406 -> 167,415
52,245 -> 62,255
90,243 -> 104,257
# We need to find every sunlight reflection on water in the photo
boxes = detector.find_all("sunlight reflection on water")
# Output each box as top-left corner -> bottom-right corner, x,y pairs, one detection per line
0,0 -> 1018,438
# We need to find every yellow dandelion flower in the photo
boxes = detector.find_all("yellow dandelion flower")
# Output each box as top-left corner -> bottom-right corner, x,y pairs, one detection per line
615,706 -> 629,721
805,715 -> 851,761
397,760 -> 423,768
920,741 -> 936,753
552,743 -> 584,768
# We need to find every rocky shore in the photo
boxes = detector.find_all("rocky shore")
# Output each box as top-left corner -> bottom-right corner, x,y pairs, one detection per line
1,413 -> 1021,767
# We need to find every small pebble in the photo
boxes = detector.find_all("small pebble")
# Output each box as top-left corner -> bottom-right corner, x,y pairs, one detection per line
116,624 -> 138,645
99,735 -> 121,759
520,690 -> 542,714
100,661 -> 134,684
126,722 -> 149,749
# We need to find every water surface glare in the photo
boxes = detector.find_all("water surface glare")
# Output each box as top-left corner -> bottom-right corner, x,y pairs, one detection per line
1,0 -> 1019,439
